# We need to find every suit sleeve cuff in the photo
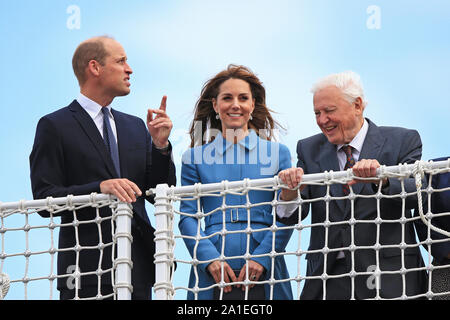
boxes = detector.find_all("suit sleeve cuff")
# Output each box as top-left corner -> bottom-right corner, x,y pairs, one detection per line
152,140 -> 172,156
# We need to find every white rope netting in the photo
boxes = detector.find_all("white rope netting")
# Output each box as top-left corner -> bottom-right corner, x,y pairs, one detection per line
1,160 -> 448,300
0,272 -> 10,299
151,159 -> 450,300
0,193 -> 133,300
413,160 -> 450,238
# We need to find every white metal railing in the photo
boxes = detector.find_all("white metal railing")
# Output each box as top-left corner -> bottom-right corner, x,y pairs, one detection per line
0,193 -> 133,300
150,159 -> 450,300
1,159 -> 449,300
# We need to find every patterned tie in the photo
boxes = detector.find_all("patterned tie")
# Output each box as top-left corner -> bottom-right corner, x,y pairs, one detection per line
102,107 -> 121,177
342,145 -> 355,195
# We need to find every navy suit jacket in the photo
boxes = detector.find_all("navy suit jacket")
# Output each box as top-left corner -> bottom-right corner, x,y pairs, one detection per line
29,100 -> 176,291
278,118 -> 428,299
415,157 -> 450,265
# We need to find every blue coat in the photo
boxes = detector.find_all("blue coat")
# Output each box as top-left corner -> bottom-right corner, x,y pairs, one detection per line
179,130 -> 294,300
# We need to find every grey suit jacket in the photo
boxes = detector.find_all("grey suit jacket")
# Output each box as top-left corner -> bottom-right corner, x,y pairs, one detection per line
278,118 -> 428,299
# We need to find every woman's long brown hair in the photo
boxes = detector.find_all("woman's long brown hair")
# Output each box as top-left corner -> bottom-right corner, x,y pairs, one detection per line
188,64 -> 283,147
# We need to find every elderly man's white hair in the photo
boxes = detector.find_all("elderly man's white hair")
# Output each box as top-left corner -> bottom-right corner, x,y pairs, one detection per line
311,71 -> 368,108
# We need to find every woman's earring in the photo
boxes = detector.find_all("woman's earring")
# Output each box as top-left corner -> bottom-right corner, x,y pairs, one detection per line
249,113 -> 253,121
215,113 -> 220,120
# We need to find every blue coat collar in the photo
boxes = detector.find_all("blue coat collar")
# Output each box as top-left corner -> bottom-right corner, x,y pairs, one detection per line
213,129 -> 258,155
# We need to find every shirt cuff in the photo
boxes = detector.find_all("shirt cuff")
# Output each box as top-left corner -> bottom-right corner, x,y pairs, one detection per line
276,196 -> 300,218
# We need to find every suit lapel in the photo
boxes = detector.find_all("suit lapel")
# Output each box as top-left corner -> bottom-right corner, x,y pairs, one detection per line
319,141 -> 347,214
69,100 -> 119,178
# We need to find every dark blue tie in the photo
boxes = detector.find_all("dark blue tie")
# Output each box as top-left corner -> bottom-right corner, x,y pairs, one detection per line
102,107 -> 121,177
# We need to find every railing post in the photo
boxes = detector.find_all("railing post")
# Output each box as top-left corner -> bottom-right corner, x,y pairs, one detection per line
153,184 -> 172,300
114,202 -> 133,300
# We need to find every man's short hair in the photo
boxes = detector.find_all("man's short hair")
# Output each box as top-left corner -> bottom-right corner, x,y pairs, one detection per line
311,71 -> 368,108
72,36 -> 114,85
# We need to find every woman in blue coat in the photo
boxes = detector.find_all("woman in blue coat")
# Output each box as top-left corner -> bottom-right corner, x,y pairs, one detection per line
179,65 -> 294,300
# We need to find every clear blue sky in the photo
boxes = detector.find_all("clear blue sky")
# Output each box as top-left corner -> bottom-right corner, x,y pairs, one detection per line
1,0 -> 449,299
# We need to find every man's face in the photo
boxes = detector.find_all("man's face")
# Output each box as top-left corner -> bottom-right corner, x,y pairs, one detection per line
313,85 -> 364,145
99,39 -> 133,98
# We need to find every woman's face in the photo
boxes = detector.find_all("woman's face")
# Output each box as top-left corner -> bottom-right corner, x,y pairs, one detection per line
213,78 -> 255,134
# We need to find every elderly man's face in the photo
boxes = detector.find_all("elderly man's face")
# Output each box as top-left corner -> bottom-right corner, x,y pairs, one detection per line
313,85 -> 364,145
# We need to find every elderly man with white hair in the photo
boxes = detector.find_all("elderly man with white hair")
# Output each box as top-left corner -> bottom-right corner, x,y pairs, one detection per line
277,71 -> 428,300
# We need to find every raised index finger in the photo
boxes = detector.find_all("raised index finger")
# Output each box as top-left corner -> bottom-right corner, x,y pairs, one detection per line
159,95 -> 167,111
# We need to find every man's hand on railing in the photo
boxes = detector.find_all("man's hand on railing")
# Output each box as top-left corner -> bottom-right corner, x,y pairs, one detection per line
349,159 -> 388,187
100,178 -> 142,203
279,167 -> 305,201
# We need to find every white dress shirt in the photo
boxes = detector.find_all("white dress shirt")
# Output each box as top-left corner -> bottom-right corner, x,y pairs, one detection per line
76,93 -> 118,143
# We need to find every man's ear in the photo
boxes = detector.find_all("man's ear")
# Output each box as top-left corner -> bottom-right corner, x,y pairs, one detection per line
87,60 -> 101,78
354,97 -> 364,114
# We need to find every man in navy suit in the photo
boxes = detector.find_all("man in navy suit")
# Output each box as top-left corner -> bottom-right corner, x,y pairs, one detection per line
29,36 -> 176,299
277,71 -> 427,299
